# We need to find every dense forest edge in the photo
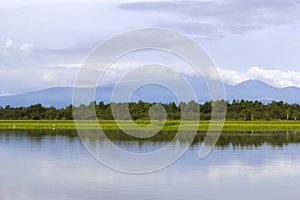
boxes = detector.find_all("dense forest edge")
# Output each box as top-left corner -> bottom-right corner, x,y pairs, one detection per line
1,100 -> 300,121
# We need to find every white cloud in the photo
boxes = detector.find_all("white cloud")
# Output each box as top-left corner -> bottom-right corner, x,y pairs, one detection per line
4,39 -> 13,49
2,39 -> 13,55
1,39 -> 35,58
0,69 -> 6,74
46,62 -> 300,89
20,43 -> 34,52
218,66 -> 300,88
0,92 -> 13,96
39,67 -> 77,86
41,71 -> 54,82
48,63 -> 82,69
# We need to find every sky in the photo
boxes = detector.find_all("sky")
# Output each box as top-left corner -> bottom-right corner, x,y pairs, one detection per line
1,0 -> 300,95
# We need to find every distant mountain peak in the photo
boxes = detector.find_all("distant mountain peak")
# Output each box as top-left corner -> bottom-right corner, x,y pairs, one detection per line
235,79 -> 274,88
1,79 -> 300,107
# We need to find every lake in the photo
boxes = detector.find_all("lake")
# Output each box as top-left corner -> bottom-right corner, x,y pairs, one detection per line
1,129 -> 300,200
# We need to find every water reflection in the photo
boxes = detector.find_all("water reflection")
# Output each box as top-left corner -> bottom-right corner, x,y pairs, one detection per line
0,130 -> 300,200
1,129 -> 300,148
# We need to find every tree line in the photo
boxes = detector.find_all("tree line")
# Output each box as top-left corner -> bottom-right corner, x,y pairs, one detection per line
0,100 -> 300,120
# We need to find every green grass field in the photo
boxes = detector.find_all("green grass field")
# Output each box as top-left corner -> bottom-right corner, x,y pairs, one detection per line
0,120 -> 300,131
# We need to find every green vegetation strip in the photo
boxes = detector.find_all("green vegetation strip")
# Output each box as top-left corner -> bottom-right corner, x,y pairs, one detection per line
0,120 -> 300,131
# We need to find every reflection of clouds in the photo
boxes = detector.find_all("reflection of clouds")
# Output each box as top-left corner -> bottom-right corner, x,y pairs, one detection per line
207,159 -> 300,181
21,156 -> 300,200
1,136 -> 300,199
34,157 -> 300,185
0,182 -> 32,200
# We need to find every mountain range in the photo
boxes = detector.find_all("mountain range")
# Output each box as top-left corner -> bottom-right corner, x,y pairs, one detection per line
1,79 -> 300,108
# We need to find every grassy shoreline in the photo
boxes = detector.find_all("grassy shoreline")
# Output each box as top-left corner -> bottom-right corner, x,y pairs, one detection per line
0,120 -> 299,131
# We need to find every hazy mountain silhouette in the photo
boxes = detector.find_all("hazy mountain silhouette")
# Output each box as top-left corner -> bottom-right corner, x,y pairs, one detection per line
1,79 -> 300,107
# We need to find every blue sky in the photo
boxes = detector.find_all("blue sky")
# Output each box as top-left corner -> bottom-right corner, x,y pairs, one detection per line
1,0 -> 300,95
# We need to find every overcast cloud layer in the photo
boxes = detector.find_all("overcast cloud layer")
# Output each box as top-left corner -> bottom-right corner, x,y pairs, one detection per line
120,0 -> 300,36
1,0 -> 300,95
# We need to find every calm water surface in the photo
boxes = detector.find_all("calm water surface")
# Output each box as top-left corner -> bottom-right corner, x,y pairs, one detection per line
1,130 -> 300,200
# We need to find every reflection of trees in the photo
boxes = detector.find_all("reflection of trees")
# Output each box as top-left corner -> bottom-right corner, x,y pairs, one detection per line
197,131 -> 300,148
2,130 -> 300,149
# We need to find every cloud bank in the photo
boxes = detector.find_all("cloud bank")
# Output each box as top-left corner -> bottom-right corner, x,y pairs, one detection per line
120,0 -> 300,38
219,66 -> 300,88
1,1 -> 300,94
